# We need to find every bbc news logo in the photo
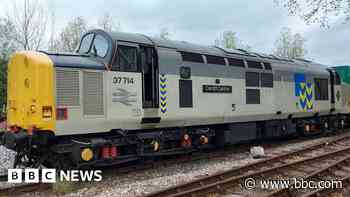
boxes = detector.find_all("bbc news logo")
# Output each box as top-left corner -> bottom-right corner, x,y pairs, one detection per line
8,169 -> 102,183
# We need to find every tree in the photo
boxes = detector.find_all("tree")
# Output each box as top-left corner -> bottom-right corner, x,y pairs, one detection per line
159,27 -> 171,40
59,17 -> 87,52
48,38 -> 61,52
0,18 -> 17,60
215,31 -> 251,50
0,18 -> 18,108
97,13 -> 120,32
275,0 -> 350,26
48,2 -> 58,52
215,31 -> 237,49
47,7 -> 61,52
7,0 -> 48,50
274,27 -> 307,59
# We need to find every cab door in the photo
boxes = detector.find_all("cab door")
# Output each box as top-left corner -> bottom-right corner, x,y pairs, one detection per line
139,46 -> 160,123
140,46 -> 159,109
108,42 -> 143,127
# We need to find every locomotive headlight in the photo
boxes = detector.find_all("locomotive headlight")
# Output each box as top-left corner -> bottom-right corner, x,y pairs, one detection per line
30,105 -> 36,113
42,106 -> 53,119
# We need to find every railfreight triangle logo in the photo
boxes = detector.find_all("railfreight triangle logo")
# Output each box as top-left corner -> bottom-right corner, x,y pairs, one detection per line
7,169 -> 102,183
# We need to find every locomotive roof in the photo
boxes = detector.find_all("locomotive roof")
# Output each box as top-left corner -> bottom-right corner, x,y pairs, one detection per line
106,31 -> 294,59
85,29 -> 330,74
107,31 -> 267,57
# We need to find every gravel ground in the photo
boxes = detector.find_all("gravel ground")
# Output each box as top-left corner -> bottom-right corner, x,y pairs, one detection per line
25,135 -> 340,197
13,133 -> 347,197
0,145 -> 15,174
0,145 -> 17,190
63,153 -> 257,197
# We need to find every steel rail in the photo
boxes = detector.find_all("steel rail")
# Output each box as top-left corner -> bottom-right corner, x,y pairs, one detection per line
265,155 -> 350,197
0,183 -> 51,196
144,133 -> 350,197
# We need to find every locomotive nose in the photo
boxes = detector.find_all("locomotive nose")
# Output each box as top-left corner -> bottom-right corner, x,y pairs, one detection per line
7,51 -> 56,132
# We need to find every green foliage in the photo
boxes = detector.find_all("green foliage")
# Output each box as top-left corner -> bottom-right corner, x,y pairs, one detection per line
274,27 -> 307,59
0,59 -> 7,112
215,31 -> 237,49
215,31 -> 251,51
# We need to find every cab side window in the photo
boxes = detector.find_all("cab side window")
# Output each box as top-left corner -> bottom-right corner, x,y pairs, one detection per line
116,45 -> 138,72
78,33 -> 94,53
91,35 -> 109,58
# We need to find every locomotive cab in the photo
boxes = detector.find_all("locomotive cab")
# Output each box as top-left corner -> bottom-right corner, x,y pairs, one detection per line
2,30 -> 164,167
77,30 -> 160,116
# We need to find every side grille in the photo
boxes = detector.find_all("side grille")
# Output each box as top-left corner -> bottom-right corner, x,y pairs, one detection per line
56,69 -> 80,106
83,71 -> 104,116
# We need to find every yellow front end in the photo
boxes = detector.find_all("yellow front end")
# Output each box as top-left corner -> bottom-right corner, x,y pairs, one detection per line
7,51 -> 55,131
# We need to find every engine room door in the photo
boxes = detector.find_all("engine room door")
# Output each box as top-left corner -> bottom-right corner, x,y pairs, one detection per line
140,46 -> 159,109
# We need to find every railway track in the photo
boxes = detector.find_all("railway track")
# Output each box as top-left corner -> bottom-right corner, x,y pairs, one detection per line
0,171 -> 51,196
0,132 -> 348,196
265,157 -> 350,197
0,143 -> 247,196
144,133 -> 350,197
0,182 -> 51,196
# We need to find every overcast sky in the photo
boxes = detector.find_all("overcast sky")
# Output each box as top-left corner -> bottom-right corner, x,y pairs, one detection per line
0,0 -> 349,66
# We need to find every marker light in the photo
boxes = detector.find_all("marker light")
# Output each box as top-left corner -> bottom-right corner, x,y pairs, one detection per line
110,146 -> 118,158
56,108 -> 68,120
101,147 -> 110,159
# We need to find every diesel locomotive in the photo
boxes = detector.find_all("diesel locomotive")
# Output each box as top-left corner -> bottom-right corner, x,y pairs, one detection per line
2,29 -> 350,168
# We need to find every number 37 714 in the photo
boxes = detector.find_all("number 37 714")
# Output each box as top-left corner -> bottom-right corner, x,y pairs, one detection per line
113,76 -> 134,85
